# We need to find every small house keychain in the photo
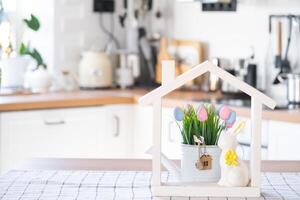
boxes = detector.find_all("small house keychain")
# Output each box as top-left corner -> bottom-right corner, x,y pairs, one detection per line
194,136 -> 212,170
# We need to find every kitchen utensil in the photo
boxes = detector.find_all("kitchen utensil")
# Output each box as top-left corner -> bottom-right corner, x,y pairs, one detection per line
116,67 -> 134,89
78,51 -> 113,89
289,17 -> 300,72
135,27 -> 157,87
245,63 -> 257,87
139,28 -> 155,80
115,52 -> 135,89
243,50 -> 257,88
156,37 -> 171,83
273,18 -> 292,84
279,73 -> 300,104
282,16 -> 292,70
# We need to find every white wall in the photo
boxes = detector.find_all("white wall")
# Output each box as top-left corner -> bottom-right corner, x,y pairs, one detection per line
15,0 -> 300,94
16,0 -> 125,72
171,0 -> 300,90
16,0 -> 55,70
53,0 -> 125,72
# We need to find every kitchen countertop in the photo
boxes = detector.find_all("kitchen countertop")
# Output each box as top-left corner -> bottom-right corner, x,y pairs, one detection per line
0,88 -> 300,123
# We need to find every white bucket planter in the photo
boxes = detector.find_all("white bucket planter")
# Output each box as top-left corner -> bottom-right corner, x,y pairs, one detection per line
0,57 -> 30,88
181,144 -> 221,182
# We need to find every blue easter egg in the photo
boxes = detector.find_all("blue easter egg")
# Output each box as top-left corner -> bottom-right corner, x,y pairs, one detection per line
174,107 -> 184,121
226,111 -> 236,125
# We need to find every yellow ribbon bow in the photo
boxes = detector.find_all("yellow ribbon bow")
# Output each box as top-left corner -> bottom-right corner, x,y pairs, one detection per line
225,150 -> 239,166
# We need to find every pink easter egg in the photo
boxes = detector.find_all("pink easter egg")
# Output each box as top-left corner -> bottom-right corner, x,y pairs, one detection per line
219,106 -> 231,120
226,122 -> 234,128
197,106 -> 208,122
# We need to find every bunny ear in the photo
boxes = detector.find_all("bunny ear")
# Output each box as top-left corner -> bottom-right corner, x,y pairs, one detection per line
231,120 -> 246,135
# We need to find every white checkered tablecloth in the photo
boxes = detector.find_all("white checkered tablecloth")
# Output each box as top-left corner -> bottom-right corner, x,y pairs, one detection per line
0,170 -> 299,200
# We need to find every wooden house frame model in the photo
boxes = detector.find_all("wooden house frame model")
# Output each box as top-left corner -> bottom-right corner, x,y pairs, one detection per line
138,60 -> 276,197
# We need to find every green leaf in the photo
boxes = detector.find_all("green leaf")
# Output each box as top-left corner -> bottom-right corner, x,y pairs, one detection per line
29,48 -> 43,66
23,14 -> 40,31
19,44 -> 45,68
19,42 -> 28,55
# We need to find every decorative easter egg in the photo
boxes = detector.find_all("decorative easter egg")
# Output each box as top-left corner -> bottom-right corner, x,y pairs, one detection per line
174,107 -> 184,121
219,106 -> 231,120
226,111 -> 236,125
197,106 -> 208,122
225,122 -> 234,128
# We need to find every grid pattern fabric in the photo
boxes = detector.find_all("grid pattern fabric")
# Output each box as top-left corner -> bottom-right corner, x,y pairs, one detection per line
0,170 -> 299,200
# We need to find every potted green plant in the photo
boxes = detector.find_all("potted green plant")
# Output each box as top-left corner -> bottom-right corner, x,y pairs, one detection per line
21,14 -> 51,92
174,104 -> 236,182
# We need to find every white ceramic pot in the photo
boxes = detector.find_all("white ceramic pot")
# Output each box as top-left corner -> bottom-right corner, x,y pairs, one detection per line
0,57 -> 30,88
25,67 -> 52,93
181,144 -> 221,182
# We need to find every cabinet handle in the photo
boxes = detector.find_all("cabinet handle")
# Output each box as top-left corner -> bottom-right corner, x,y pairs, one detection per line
113,116 -> 120,137
239,142 -> 268,149
168,121 -> 175,143
44,120 -> 65,125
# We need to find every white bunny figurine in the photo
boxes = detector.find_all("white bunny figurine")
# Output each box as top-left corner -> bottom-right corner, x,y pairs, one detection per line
217,121 -> 250,187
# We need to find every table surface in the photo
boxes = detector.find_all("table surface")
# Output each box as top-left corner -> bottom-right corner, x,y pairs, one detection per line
0,158 -> 298,200
0,170 -> 299,200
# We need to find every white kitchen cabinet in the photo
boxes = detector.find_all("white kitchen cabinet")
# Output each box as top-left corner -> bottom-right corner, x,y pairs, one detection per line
0,105 -> 135,174
132,105 -> 153,158
268,120 -> 300,160
101,105 -> 134,158
236,117 -> 269,160
0,107 -> 105,173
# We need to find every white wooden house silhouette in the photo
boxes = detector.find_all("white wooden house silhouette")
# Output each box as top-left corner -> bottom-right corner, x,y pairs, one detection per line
139,60 -> 276,197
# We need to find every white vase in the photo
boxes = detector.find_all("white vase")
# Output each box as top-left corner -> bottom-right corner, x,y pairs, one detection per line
25,67 -> 52,93
0,57 -> 30,88
181,144 -> 221,182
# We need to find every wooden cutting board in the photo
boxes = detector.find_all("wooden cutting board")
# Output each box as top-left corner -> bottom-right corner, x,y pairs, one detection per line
155,38 -> 204,85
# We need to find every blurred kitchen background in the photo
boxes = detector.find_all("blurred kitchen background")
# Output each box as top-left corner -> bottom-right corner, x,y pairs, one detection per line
0,0 -> 299,174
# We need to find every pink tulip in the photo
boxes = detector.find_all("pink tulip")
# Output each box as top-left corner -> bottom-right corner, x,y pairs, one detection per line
197,106 -> 208,122
219,106 -> 232,120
